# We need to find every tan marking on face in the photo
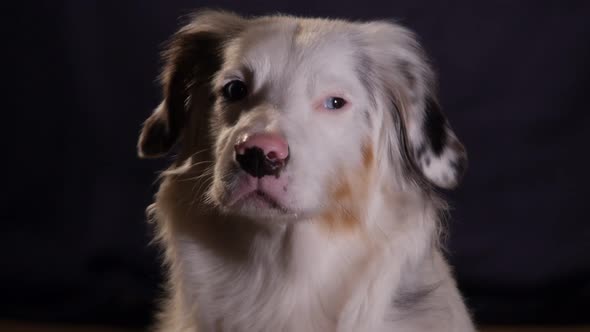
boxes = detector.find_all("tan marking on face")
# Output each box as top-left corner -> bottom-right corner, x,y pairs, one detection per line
317,139 -> 375,233
362,141 -> 374,170
333,179 -> 352,201
319,177 -> 358,231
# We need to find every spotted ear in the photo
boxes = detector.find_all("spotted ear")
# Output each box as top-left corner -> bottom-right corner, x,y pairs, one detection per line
404,93 -> 468,189
361,21 -> 467,189
138,10 -> 245,158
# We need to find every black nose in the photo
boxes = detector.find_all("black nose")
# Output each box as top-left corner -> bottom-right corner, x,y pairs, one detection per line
235,147 -> 286,178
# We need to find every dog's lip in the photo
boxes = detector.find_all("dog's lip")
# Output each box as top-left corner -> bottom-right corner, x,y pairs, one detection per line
225,183 -> 321,219
238,190 -> 285,210
225,179 -> 287,211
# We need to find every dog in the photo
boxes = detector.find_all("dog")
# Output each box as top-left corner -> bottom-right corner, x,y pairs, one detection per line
138,10 -> 475,332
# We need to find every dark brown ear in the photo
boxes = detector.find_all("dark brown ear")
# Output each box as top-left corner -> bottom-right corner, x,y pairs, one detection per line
361,21 -> 467,189
138,101 -> 176,158
138,10 -> 245,158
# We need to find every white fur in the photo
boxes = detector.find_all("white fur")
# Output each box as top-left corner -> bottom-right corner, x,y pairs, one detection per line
139,11 -> 475,332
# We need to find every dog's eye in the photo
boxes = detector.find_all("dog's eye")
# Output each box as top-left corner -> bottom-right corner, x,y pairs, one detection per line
222,80 -> 248,101
323,97 -> 347,110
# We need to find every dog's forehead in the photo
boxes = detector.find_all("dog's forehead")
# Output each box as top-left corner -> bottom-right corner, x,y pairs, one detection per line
223,18 -> 360,80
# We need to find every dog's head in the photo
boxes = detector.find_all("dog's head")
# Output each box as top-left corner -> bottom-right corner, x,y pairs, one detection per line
138,11 -> 467,222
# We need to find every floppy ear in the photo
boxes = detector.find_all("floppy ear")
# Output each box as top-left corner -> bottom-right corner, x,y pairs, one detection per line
361,22 -> 467,189
138,10 -> 245,158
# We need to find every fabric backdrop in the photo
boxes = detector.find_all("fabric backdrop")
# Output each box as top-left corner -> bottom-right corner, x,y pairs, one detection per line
4,0 -> 590,327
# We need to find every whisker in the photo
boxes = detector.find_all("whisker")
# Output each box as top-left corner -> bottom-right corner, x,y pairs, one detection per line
188,148 -> 210,159
180,166 -> 214,183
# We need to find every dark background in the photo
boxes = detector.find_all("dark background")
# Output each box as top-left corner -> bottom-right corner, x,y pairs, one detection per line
4,0 -> 590,328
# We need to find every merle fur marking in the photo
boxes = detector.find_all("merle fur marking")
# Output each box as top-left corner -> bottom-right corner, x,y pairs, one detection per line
450,155 -> 468,182
423,97 -> 447,156
393,282 -> 441,310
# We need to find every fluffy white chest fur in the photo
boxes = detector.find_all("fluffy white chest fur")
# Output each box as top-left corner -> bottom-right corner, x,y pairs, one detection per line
150,177 -> 473,332
138,10 -> 476,332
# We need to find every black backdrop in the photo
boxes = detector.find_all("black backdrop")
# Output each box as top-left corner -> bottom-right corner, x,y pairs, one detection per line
4,0 -> 590,328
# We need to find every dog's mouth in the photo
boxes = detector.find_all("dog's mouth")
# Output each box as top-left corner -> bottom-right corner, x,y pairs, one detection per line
234,189 -> 286,210
222,173 -> 292,215
219,173 -> 322,220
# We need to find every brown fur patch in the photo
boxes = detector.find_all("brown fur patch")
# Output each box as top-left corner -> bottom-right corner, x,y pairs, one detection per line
317,140 -> 375,233
362,141 -> 374,170
334,179 -> 352,201
320,179 -> 358,231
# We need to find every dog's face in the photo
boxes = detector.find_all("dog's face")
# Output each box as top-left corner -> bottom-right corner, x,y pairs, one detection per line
138,11 -> 467,222
207,20 -> 377,220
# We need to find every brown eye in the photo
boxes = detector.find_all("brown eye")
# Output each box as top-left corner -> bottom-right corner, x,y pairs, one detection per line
323,97 -> 347,110
222,80 -> 248,101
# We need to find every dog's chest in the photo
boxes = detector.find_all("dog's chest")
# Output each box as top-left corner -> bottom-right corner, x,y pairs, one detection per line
179,245 -> 338,331
174,227 -> 377,332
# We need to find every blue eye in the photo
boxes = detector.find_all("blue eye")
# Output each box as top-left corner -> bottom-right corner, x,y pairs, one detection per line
323,97 -> 347,110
